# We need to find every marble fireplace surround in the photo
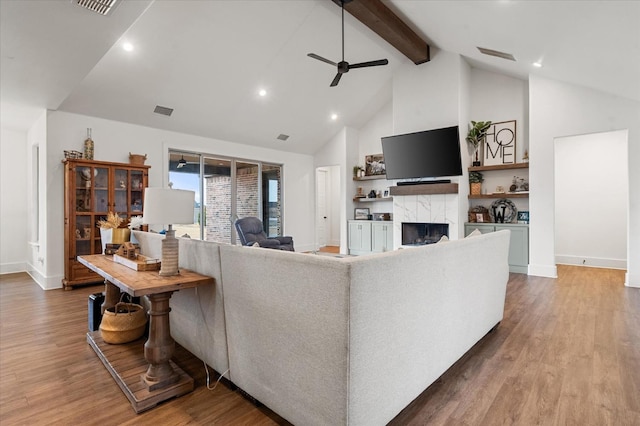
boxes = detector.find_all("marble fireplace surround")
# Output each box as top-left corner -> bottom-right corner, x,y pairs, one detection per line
390,183 -> 460,249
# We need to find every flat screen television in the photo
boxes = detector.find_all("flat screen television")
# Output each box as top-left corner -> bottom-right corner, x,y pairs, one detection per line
381,125 -> 462,181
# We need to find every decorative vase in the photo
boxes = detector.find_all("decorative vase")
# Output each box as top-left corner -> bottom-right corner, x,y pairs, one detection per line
100,228 -> 112,254
111,228 -> 131,244
472,147 -> 481,167
84,128 -> 94,160
470,182 -> 482,195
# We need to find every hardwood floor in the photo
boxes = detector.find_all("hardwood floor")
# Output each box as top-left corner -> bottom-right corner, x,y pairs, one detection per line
1,266 -> 638,425
318,245 -> 340,254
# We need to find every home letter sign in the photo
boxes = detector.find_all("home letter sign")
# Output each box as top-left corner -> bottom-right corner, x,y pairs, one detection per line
484,120 -> 516,166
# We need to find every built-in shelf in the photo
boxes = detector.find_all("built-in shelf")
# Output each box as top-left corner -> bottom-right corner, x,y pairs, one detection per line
353,175 -> 387,181
353,197 -> 393,202
468,163 -> 529,172
469,193 -> 529,199
390,183 -> 458,196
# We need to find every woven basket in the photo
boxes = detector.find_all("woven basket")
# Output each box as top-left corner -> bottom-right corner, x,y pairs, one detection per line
129,153 -> 147,165
99,302 -> 147,344
470,182 -> 482,196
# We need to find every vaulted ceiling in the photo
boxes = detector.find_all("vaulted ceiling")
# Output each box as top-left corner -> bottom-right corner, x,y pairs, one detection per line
2,0 -> 638,155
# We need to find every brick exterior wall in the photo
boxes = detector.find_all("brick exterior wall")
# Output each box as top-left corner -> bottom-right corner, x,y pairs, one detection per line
204,165 -> 281,243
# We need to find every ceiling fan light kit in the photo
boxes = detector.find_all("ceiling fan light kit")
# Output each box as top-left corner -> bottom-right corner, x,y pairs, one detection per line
308,0 -> 388,87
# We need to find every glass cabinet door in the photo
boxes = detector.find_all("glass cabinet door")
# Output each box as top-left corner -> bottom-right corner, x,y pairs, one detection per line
74,216 -> 93,256
114,168 -> 129,213
93,167 -> 110,212
75,166 -> 93,212
130,170 -> 144,214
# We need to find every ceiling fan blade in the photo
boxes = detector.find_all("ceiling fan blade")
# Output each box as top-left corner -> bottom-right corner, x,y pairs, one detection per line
348,59 -> 389,69
330,73 -> 343,87
308,53 -> 337,66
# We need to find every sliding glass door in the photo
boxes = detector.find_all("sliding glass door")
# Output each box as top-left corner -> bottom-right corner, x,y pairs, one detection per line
169,150 -> 282,244
168,152 -> 201,239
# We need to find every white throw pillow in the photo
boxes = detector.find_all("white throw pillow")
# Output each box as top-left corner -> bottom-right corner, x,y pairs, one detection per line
466,229 -> 482,238
438,235 -> 449,243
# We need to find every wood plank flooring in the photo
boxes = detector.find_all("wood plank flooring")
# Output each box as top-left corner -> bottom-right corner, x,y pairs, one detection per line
1,266 -> 638,425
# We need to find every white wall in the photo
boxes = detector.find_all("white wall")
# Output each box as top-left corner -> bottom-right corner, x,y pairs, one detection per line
555,130 -> 628,269
355,102 -> 395,216
470,68 -> 529,162
392,50 -> 467,237
40,111 -> 315,288
529,75 -> 640,287
0,128 -> 28,274
26,111 -> 48,286
314,127 -> 353,254
468,68 -> 530,218
393,50 -> 462,136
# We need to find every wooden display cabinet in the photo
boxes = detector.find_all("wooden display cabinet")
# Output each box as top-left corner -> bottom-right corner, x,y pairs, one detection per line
62,158 -> 150,290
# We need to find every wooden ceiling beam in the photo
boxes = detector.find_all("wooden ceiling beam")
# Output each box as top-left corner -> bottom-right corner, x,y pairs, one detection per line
332,0 -> 430,65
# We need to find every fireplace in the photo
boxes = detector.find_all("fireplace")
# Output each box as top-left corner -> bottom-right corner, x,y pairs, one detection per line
402,222 -> 449,246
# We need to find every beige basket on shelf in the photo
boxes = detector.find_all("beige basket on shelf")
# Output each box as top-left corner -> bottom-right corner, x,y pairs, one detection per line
470,182 -> 482,195
99,301 -> 147,344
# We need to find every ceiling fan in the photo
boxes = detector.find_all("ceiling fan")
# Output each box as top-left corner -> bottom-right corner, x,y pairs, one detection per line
308,0 -> 388,87
176,155 -> 199,169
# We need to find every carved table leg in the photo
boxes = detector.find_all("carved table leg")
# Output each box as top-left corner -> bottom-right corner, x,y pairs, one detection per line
143,291 -> 179,390
102,280 -> 120,314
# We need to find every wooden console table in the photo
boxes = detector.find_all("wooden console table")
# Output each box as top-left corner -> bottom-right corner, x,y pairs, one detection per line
78,255 -> 214,413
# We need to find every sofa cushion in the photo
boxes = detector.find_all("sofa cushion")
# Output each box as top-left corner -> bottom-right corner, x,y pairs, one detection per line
466,228 -> 482,237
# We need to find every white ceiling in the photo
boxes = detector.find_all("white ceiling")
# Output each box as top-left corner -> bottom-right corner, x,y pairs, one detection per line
2,0 -> 638,154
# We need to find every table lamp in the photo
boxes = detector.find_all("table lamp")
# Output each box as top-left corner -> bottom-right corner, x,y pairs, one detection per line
142,187 -> 195,276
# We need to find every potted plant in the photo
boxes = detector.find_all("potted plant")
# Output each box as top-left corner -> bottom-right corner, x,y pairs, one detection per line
469,171 -> 484,195
466,121 -> 492,166
352,165 -> 364,178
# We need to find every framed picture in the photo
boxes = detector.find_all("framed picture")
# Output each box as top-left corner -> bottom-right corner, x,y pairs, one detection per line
517,210 -> 530,224
365,154 -> 385,176
468,205 -> 490,223
484,120 -> 516,166
354,207 -> 370,220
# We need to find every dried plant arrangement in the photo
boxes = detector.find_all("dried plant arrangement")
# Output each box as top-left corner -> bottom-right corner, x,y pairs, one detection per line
97,212 -> 124,229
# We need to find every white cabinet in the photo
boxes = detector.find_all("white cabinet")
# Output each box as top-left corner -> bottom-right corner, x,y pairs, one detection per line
464,223 -> 529,273
348,221 -> 371,256
348,220 -> 393,255
371,222 -> 393,253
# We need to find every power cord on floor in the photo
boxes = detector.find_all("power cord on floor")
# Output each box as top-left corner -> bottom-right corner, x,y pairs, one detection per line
204,363 -> 229,391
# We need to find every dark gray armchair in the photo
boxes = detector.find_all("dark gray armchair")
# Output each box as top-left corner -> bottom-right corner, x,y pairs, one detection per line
234,216 -> 294,251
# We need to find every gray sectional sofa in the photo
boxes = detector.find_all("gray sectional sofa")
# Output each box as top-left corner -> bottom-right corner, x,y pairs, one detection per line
133,229 -> 511,425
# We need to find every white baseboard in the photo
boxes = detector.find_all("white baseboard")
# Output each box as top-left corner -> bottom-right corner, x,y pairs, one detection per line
26,263 -> 63,290
555,255 -> 627,270
626,272 -> 640,288
0,262 -> 26,275
528,263 -> 558,278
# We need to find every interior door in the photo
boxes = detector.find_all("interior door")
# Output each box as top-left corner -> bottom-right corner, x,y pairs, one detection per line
316,168 -> 328,249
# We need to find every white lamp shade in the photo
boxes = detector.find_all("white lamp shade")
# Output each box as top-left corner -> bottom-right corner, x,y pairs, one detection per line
142,188 -> 195,225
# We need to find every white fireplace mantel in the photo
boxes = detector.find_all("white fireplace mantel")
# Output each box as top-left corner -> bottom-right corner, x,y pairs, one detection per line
392,190 -> 460,249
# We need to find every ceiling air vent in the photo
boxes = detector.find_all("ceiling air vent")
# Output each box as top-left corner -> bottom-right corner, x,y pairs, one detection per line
154,105 -> 174,117
477,47 -> 516,62
276,134 -> 290,141
74,0 -> 118,16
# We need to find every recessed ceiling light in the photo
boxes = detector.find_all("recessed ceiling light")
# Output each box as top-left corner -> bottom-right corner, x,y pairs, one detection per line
331,113 -> 338,121
258,89 -> 267,97
532,61 -> 543,68
123,42 -> 134,52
